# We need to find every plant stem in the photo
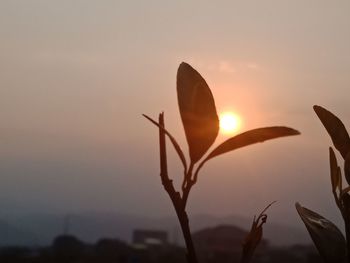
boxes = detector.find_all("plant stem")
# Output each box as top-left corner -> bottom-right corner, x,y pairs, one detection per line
182,163 -> 194,208
175,206 -> 198,263
343,216 -> 350,263
158,113 -> 198,263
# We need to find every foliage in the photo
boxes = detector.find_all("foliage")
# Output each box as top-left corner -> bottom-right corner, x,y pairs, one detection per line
144,62 -> 300,263
296,105 -> 350,263
241,201 -> 276,263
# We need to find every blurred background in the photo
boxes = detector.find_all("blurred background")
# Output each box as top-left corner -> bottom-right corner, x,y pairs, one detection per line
0,0 -> 349,251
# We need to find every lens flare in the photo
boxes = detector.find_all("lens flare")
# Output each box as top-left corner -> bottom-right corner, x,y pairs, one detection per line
219,112 -> 242,135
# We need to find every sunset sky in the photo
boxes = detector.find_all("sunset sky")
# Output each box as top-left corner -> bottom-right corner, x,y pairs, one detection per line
0,1 -> 350,229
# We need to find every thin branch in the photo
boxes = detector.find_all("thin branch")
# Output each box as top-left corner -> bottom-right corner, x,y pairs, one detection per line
144,113 -> 188,173
157,113 -> 198,263
182,163 -> 195,208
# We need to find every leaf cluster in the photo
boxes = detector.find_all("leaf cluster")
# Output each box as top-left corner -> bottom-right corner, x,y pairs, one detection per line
144,62 -> 299,263
144,62 -> 299,204
297,105 -> 350,263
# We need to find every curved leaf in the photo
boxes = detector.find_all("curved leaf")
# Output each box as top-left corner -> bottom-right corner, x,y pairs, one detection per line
295,202 -> 346,263
329,147 -> 341,191
177,62 -> 219,163
205,126 -> 300,161
314,105 -> 350,159
344,151 -> 350,185
143,114 -> 187,171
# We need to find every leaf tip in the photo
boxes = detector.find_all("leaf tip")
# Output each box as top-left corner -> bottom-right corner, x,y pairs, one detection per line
178,61 -> 192,72
313,105 -> 321,111
142,114 -> 152,122
295,202 -> 305,218
313,105 -> 324,116
273,127 -> 301,136
291,128 -> 301,135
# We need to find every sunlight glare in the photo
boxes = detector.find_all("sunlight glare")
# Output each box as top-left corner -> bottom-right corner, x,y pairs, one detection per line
219,112 -> 242,135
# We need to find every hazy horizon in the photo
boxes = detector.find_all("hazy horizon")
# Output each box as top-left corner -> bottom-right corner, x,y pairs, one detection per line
0,0 -> 350,233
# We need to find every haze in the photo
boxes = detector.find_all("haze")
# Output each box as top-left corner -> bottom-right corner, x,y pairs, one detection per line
0,0 -> 349,231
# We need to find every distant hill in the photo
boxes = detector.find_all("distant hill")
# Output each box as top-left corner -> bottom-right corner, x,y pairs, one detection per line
0,212 -> 311,247
0,219 -> 36,246
189,214 -> 311,246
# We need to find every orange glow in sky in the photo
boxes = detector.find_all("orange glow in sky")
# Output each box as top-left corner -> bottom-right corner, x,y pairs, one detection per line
219,112 -> 242,135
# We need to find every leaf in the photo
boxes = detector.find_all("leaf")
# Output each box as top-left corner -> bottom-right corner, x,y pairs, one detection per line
143,114 -> 187,171
241,201 -> 275,263
177,62 -> 219,163
338,167 -> 343,194
295,202 -> 346,263
314,105 -> 350,159
205,126 -> 300,161
344,151 -> 350,185
329,147 -> 341,191
342,193 -> 350,220
241,218 -> 264,263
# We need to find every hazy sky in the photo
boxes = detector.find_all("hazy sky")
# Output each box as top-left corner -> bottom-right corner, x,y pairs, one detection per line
0,1 -> 350,229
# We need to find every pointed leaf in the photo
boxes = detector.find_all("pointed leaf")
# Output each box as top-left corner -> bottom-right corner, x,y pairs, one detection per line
205,126 -> 300,161
314,105 -> 350,159
295,202 -> 346,263
177,62 -> 219,163
143,114 -> 187,171
329,147 -> 340,191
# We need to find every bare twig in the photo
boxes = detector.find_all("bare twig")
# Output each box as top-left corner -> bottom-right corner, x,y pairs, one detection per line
158,113 -> 198,263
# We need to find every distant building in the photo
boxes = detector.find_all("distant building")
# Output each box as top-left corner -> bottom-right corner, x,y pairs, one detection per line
96,238 -> 131,262
132,229 -> 168,248
193,225 -> 268,263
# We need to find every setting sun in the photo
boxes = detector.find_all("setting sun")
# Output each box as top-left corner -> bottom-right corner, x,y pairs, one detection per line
219,112 -> 242,135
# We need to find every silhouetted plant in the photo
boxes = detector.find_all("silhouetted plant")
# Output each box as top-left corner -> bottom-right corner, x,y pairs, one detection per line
241,201 -> 275,263
144,62 -> 300,263
296,105 -> 350,263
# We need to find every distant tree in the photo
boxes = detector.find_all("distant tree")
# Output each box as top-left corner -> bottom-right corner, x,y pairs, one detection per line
95,238 -> 130,262
52,235 -> 84,262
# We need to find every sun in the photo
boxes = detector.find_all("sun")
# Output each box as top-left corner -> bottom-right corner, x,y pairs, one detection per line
219,112 -> 242,135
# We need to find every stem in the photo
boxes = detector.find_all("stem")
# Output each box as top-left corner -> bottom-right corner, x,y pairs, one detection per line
175,207 -> 198,263
182,163 -> 194,208
342,209 -> 350,263
344,217 -> 350,263
158,113 -> 198,263
339,196 -> 350,263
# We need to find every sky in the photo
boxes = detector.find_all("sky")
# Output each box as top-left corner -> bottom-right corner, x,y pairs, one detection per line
0,0 -> 350,230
